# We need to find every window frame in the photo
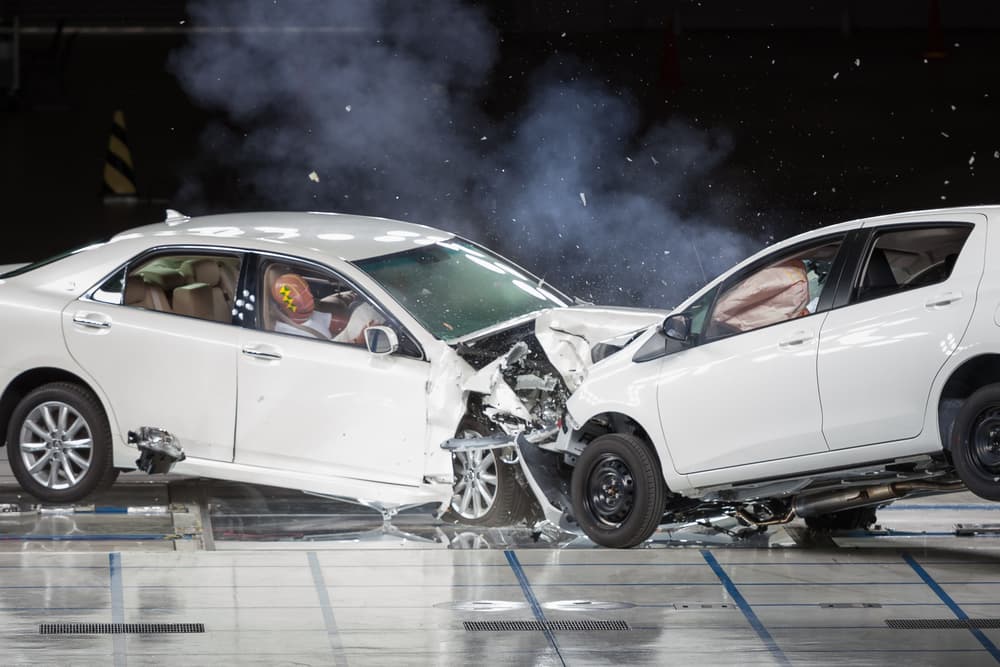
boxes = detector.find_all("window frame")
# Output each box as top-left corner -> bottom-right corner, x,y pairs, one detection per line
245,251 -> 426,361
839,222 -> 975,307
696,232 -> 850,345
83,245 -> 248,326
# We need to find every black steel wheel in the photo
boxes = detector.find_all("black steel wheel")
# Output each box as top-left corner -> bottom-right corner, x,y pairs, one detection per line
570,432 -> 666,548
6,383 -> 117,503
952,384 -> 1000,501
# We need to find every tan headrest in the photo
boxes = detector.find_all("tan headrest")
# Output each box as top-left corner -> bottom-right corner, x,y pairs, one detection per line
124,276 -> 146,305
172,283 -> 214,320
189,259 -> 221,286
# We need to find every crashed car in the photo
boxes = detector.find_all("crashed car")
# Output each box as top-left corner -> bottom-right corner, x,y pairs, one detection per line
0,211 -> 660,530
508,206 -> 1000,547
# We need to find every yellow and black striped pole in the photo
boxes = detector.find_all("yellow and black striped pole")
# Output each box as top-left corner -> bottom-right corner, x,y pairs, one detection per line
102,110 -> 137,201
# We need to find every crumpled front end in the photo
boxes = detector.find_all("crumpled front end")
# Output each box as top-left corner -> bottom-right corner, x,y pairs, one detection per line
443,305 -> 665,525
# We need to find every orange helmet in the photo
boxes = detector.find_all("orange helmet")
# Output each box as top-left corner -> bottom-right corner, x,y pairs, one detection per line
271,273 -> 314,324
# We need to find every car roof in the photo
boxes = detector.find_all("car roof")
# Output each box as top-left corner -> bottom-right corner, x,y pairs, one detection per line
112,211 -> 458,262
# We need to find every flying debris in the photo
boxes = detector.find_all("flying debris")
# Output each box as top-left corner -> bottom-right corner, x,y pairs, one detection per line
579,192 -> 587,207
308,171 -> 320,182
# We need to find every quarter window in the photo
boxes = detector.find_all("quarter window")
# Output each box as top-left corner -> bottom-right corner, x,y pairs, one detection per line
855,226 -> 971,303
704,237 -> 843,340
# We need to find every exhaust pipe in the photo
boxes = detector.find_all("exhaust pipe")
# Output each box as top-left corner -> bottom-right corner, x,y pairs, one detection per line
793,480 -> 964,518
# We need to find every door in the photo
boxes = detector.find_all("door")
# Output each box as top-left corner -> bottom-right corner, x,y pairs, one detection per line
818,217 -> 986,449
660,235 -> 846,474
234,256 -> 431,485
63,251 -> 243,461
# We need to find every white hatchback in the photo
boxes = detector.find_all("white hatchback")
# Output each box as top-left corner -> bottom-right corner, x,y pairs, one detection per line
531,206 -> 1000,547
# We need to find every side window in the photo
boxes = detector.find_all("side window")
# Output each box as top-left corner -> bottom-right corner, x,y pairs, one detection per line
259,259 -> 387,347
92,267 -> 127,305
704,237 -> 843,340
113,253 -> 242,324
855,226 -> 972,303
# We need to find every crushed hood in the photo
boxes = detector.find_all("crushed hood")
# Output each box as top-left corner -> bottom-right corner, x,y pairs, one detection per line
533,306 -> 666,391
457,306 -> 665,435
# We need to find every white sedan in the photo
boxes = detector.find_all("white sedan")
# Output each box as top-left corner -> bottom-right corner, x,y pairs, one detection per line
0,211 -> 658,529
527,205 -> 1000,547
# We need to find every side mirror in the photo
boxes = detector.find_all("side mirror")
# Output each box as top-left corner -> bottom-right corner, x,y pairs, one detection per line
364,326 -> 399,355
662,314 -> 691,342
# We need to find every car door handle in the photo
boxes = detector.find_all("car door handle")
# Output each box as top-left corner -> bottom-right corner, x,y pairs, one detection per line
241,345 -> 282,361
926,291 -> 963,308
778,330 -> 813,348
72,312 -> 112,329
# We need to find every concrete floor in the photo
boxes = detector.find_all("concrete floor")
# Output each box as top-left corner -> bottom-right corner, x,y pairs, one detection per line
2,454 -> 1000,665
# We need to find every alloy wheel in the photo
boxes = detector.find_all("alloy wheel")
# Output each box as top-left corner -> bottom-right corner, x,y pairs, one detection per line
451,435 -> 500,520
18,401 -> 94,490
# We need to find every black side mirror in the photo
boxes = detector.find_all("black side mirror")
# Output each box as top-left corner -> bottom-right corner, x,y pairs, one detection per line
662,314 -> 691,342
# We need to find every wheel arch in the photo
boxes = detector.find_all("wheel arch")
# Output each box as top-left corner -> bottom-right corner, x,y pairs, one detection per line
938,354 -> 1000,450
568,411 -> 668,483
0,368 -> 101,448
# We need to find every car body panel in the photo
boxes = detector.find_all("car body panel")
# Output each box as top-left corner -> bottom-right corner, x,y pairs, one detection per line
659,311 -> 831,474
61,304 -> 240,462
234,326 -> 430,485
817,212 -> 987,449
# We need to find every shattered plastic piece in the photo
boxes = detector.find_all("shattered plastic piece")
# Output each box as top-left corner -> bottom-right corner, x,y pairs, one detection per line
130,427 -> 186,474
579,192 -> 587,207
308,171 -> 320,182
515,374 -> 559,392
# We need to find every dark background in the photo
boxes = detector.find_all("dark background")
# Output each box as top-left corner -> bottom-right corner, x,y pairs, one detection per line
2,0 -> 1000,307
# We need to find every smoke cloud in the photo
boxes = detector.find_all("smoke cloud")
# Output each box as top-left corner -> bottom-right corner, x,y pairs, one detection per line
170,0 -> 760,307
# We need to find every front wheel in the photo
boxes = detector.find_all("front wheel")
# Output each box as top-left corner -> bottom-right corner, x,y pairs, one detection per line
570,432 -> 666,548
442,422 -> 530,527
6,382 -> 117,503
952,384 -> 1000,501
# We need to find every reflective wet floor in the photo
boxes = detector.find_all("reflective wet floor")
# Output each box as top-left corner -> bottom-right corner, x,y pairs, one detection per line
3,457 -> 1000,665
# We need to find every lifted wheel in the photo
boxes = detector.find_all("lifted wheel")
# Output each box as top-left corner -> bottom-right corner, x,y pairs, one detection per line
6,382 -> 117,503
952,383 -> 1000,501
570,432 -> 666,548
442,421 -> 529,527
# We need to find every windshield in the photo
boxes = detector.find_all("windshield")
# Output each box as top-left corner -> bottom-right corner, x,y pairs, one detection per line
355,239 -> 569,340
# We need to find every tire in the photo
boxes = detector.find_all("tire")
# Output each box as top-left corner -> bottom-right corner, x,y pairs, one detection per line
804,506 -> 878,532
951,383 -> 1000,501
570,432 -> 666,548
5,382 -> 117,503
442,421 -> 527,527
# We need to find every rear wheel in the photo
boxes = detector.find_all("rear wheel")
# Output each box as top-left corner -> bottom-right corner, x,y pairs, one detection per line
952,384 -> 1000,501
443,422 -> 527,527
6,383 -> 117,503
570,433 -> 666,548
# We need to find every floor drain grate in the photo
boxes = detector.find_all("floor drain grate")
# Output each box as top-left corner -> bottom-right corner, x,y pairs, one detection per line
886,619 -> 1000,629
464,619 -> 630,632
41,623 -> 205,635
